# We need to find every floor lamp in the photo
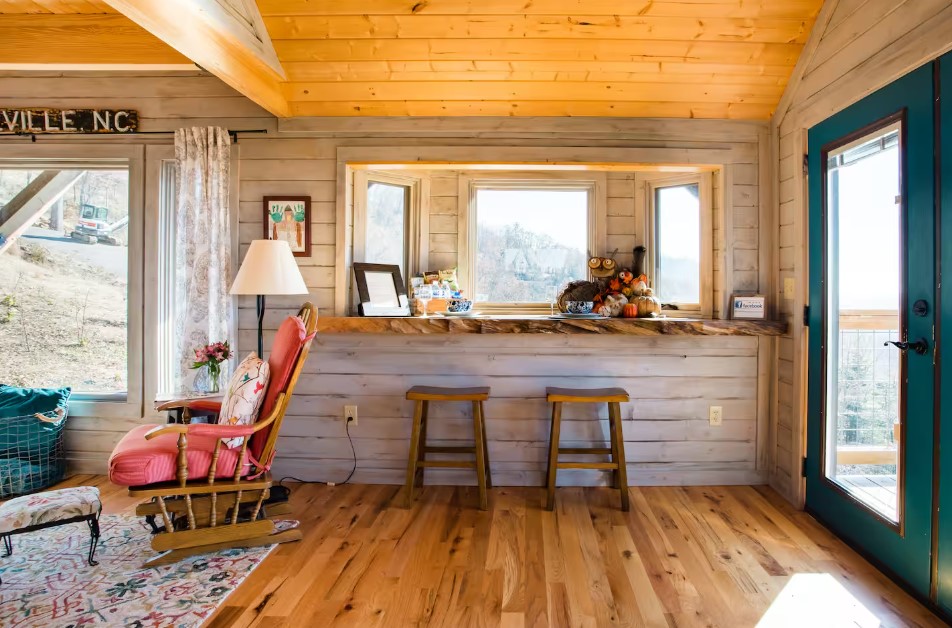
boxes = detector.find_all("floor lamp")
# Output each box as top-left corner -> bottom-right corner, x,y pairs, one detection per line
230,240 -> 309,358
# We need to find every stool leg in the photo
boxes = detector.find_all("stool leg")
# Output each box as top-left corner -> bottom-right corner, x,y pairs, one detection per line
404,400 -> 425,508
472,401 -> 489,510
415,401 -> 429,489
479,400 -> 492,489
609,402 -> 629,511
2,534 -> 10,557
545,401 -> 562,511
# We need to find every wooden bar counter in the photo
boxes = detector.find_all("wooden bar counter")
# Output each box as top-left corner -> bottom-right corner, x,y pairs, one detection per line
316,316 -> 787,336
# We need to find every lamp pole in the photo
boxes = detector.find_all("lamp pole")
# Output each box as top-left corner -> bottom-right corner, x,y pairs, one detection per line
257,294 -> 266,358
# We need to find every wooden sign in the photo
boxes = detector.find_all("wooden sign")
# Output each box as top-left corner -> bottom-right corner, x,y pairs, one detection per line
0,109 -> 138,134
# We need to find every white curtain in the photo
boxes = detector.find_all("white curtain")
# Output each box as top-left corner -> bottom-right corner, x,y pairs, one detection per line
173,127 -> 233,392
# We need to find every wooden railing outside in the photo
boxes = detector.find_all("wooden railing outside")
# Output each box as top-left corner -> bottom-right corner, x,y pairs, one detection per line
834,310 -> 899,467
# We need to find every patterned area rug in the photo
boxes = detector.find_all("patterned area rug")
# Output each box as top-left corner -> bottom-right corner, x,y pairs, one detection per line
0,515 -> 276,627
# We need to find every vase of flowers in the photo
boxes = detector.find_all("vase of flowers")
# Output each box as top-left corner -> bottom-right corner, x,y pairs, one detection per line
191,341 -> 231,394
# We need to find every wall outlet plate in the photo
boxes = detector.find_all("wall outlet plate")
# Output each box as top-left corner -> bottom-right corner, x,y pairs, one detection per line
709,406 -> 723,426
345,405 -> 358,425
784,277 -> 795,300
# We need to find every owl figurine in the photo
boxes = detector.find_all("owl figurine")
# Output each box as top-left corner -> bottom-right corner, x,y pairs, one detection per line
588,255 -> 617,279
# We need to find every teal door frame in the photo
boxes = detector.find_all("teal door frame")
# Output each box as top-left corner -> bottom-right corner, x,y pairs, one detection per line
936,53 -> 952,614
806,63 -> 936,596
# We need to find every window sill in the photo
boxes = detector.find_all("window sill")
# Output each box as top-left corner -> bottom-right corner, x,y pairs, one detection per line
316,316 -> 786,337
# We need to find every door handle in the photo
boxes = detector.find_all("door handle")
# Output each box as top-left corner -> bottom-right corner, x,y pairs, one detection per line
884,338 -> 929,355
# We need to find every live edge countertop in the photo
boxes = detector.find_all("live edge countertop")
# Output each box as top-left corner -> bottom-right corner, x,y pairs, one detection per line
315,316 -> 787,336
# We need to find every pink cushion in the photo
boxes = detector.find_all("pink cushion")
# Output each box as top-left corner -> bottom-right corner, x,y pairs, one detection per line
108,424 -> 250,487
250,316 -> 307,460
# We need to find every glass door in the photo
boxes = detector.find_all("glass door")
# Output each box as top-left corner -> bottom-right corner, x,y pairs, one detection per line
806,63 -> 935,595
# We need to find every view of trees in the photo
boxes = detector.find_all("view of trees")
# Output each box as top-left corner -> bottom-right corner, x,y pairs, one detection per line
476,221 -> 586,303
0,169 -> 129,235
364,181 -> 407,273
0,169 -> 129,393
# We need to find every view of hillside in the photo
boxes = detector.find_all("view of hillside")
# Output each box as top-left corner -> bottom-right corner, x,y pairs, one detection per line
0,169 -> 130,393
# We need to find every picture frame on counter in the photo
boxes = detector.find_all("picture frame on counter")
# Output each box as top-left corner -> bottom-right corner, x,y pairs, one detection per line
264,196 -> 311,257
353,263 -> 411,317
731,294 -> 767,319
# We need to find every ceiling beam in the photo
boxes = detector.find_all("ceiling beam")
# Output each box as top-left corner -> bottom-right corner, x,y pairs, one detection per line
103,0 -> 290,117
0,14 -> 194,69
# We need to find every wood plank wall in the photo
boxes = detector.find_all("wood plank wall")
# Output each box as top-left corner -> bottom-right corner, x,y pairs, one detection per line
0,70 -> 772,486
770,0 -> 952,504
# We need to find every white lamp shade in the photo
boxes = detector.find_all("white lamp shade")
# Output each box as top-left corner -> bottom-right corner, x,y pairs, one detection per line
231,240 -> 309,295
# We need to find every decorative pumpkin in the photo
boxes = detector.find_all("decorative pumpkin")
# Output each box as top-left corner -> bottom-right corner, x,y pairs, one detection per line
602,293 -> 629,318
631,288 -> 662,318
622,303 -> 639,318
631,280 -> 648,297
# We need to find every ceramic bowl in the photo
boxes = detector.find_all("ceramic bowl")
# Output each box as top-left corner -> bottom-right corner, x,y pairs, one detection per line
564,301 -> 595,314
446,298 -> 474,313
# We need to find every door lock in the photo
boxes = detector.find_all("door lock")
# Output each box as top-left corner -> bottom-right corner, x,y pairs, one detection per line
884,338 -> 929,355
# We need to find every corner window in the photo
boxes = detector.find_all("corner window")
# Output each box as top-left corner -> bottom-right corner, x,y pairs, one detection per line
643,173 -> 713,317
460,177 -> 601,311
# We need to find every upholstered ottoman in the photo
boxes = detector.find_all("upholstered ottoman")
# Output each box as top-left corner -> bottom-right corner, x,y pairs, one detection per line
0,486 -> 102,584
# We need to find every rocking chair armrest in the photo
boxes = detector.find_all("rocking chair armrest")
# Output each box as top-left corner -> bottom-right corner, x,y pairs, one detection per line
143,393 -> 286,441
155,397 -> 223,413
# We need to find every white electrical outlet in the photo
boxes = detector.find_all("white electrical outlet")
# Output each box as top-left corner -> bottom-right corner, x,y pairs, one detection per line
709,406 -> 723,426
345,405 -> 358,426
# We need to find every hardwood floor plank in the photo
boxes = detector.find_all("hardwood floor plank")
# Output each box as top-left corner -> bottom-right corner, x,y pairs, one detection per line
34,477 -> 947,627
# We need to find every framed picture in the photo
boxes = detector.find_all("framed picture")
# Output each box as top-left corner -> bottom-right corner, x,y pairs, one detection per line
353,263 -> 411,316
731,294 -> 767,319
263,196 -> 310,257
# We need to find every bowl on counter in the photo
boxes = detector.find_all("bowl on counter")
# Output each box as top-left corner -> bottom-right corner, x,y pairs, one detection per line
564,301 -> 595,314
446,298 -> 474,313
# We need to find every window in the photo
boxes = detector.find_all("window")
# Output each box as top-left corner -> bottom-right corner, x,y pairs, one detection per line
0,150 -> 143,418
459,176 -> 602,311
366,181 -> 410,274
643,173 -> 713,317
353,170 -> 426,296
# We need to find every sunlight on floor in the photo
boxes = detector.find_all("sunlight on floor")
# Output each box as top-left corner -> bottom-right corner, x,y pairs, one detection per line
757,573 -> 881,627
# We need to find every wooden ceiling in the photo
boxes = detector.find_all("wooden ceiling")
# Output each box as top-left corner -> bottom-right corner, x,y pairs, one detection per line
0,0 -> 825,120
0,0 -> 113,13
0,0 -> 191,66
257,0 -> 824,119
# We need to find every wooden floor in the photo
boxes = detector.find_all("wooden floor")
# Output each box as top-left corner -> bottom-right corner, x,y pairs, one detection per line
74,475 -> 944,627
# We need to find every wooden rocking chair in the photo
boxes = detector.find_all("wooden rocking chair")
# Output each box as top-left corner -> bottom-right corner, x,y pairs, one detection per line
108,303 -> 317,567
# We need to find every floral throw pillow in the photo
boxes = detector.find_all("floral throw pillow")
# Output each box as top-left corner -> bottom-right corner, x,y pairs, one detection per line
218,353 -> 271,448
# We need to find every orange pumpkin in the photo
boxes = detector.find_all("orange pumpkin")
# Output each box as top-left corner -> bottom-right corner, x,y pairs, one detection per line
622,303 -> 639,318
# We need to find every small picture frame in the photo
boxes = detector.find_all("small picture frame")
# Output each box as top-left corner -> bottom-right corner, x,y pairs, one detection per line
731,294 -> 767,319
264,196 -> 310,257
353,263 -> 411,316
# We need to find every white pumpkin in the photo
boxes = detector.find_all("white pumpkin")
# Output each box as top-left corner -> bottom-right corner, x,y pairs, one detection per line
603,293 -> 629,317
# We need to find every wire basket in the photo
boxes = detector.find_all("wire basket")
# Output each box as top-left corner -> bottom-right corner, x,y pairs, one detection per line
0,408 -> 67,497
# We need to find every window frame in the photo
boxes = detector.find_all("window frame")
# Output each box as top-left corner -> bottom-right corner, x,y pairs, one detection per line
458,173 -> 606,314
352,170 -> 428,300
640,171 -> 714,319
0,144 -> 145,419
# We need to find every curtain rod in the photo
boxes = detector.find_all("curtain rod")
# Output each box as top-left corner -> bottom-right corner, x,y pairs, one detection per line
1,129 -> 269,143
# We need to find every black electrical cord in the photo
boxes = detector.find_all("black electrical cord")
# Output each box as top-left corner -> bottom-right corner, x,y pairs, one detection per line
278,418 -> 357,491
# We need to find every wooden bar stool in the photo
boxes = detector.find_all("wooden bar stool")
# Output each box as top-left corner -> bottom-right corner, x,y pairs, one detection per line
544,387 -> 630,512
404,386 -> 492,510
